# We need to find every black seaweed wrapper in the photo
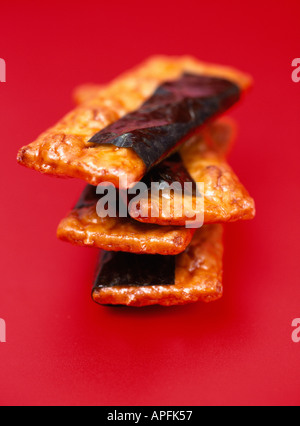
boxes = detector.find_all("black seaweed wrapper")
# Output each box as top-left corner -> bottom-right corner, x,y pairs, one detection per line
94,251 -> 176,289
89,73 -> 240,169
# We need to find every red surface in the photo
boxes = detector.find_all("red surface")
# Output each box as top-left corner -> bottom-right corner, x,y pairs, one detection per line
0,0 -> 300,406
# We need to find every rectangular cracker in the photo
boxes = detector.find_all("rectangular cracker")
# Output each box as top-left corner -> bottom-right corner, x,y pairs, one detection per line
127,120 -> 255,226
92,224 -> 224,307
17,56 -> 252,189
57,185 -> 195,255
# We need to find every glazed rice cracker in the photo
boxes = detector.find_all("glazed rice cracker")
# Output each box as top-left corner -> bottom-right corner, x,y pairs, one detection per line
17,56 -> 252,188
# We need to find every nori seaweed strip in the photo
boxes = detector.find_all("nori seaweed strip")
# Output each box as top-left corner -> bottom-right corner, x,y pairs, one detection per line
94,251 -> 176,288
89,73 -> 240,170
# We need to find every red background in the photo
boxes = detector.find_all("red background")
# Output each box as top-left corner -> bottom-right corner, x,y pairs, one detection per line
0,0 -> 299,406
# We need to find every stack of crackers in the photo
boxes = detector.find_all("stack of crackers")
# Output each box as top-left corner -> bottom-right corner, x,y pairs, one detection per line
17,56 -> 255,307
